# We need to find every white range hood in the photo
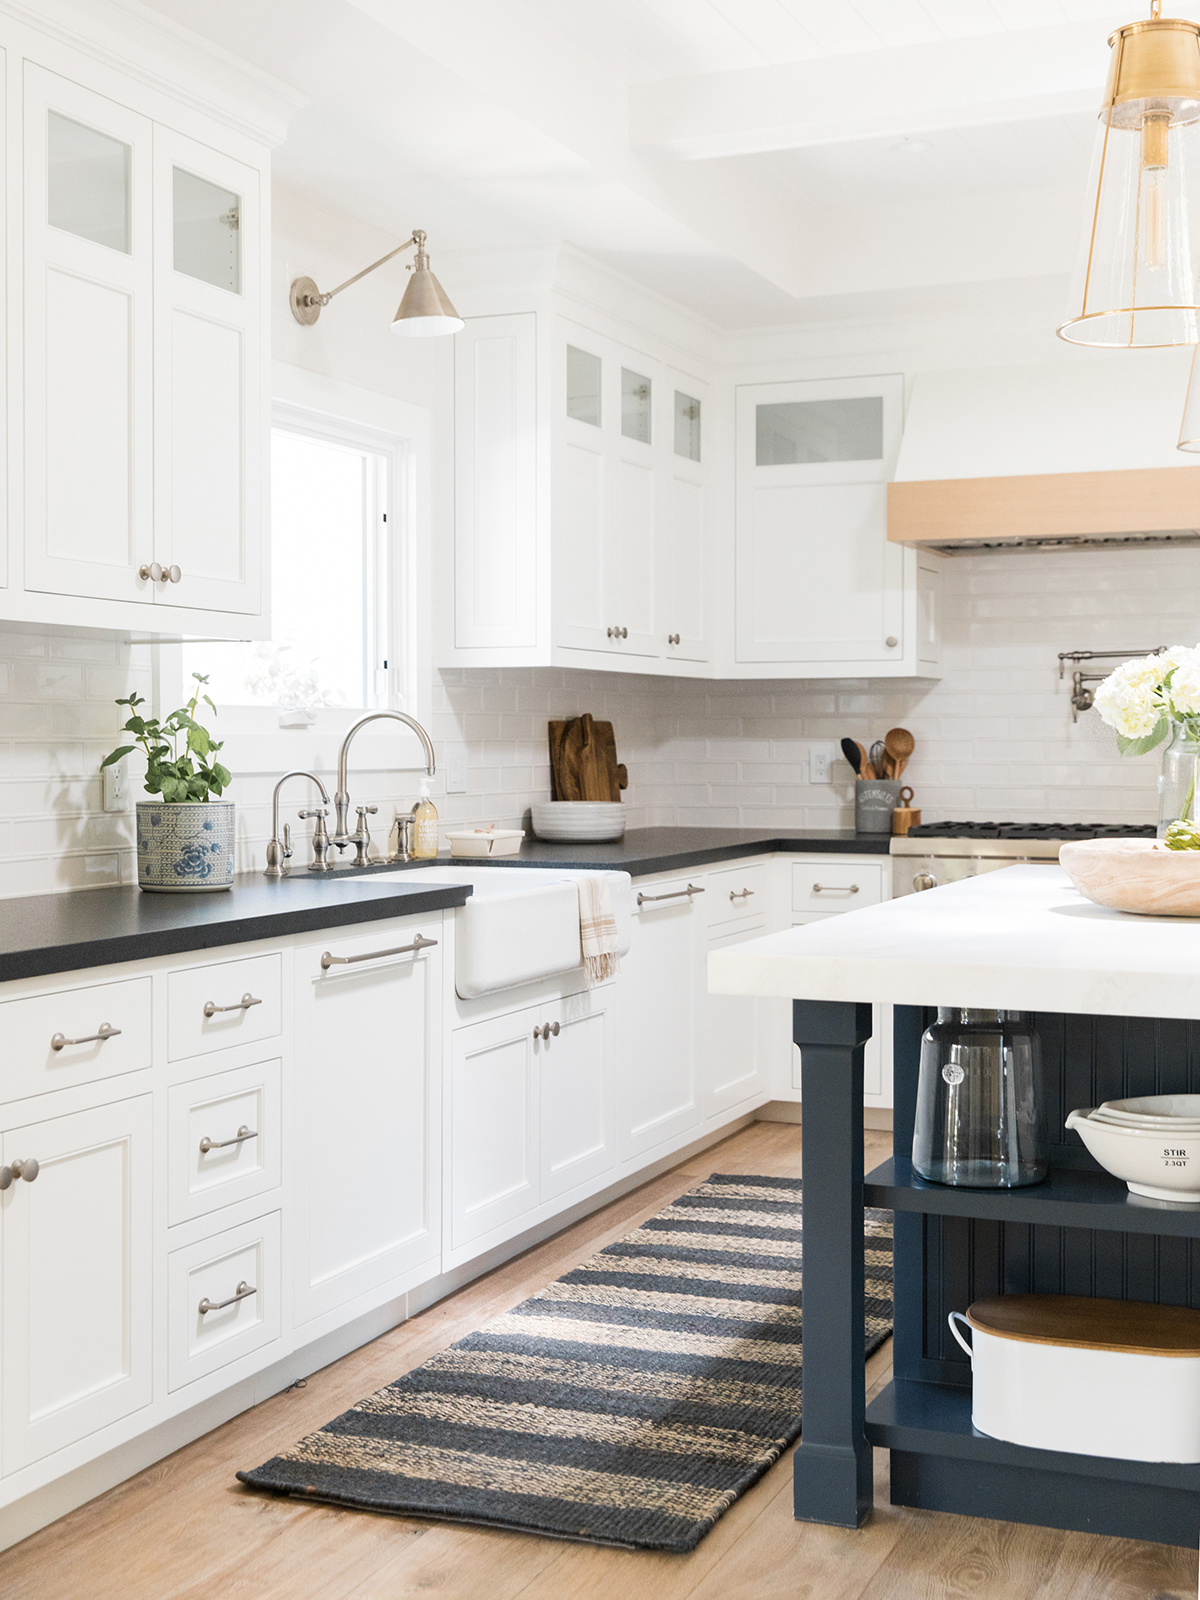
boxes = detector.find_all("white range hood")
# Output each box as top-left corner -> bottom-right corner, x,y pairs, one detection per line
888,348 -> 1200,553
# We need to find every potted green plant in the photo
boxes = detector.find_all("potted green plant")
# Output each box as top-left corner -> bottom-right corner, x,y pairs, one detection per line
102,674 -> 235,892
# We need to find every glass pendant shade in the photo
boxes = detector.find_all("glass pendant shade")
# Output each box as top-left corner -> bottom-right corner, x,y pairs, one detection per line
391,241 -> 463,338
1179,346 -> 1200,448
1059,12 -> 1200,348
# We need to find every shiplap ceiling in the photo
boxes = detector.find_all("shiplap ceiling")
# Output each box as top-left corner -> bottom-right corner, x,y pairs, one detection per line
141,0 -> 1184,327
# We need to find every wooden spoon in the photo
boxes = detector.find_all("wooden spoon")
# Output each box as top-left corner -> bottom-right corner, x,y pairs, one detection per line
884,727 -> 915,778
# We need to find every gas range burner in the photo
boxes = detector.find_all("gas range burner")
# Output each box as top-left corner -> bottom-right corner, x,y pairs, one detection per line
907,821 -> 1158,841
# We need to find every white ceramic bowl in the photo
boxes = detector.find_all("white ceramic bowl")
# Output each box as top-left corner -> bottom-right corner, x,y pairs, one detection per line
1104,1095 -> 1200,1119
531,801 -> 626,842
1066,1108 -> 1200,1201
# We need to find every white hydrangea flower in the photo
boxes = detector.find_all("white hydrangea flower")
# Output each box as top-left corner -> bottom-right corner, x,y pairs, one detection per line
1093,653 -> 1170,739
1169,655 -> 1200,716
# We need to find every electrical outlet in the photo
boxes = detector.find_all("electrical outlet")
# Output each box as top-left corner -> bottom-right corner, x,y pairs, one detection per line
102,758 -> 128,813
810,745 -> 834,785
446,746 -> 468,794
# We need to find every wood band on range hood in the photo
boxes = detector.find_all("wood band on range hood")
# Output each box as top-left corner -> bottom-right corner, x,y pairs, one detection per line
887,465 -> 1200,546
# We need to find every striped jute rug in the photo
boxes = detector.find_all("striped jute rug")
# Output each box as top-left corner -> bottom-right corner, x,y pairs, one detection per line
238,1174 -> 893,1552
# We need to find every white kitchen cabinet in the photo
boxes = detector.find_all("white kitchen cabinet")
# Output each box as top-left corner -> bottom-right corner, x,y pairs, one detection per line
453,312 -> 540,651
660,369 -> 709,663
448,989 -> 614,1253
539,997 -> 614,1201
292,919 -> 441,1326
2,1093 -> 153,1475
448,1003 -> 539,1252
152,127 -> 262,615
619,877 -> 703,1158
736,375 -> 911,672
557,319 -> 661,660
3,15 -> 280,636
23,65 -> 155,607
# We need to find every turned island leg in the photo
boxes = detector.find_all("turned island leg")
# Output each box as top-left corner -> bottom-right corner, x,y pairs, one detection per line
792,998 -> 874,1529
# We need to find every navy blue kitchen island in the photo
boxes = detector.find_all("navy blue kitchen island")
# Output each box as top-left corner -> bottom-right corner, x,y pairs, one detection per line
713,865 -> 1200,1547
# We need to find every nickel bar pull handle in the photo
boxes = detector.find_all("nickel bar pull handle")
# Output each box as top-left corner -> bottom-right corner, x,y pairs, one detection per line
203,993 -> 262,1018
812,883 -> 859,895
50,1022 -> 121,1052
198,1279 -> 256,1316
321,933 -> 438,970
198,1124 -> 257,1155
636,883 -> 705,907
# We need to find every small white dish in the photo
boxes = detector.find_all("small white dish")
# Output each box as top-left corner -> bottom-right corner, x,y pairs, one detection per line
1066,1107 -> 1200,1201
444,828 -> 525,858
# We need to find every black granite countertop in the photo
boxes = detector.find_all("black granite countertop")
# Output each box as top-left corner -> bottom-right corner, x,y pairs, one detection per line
0,873 -> 473,984
425,826 -> 893,874
0,827 -> 888,984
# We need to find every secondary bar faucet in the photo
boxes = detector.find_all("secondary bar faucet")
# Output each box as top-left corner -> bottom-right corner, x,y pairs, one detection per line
264,770 -> 333,877
332,711 -> 436,863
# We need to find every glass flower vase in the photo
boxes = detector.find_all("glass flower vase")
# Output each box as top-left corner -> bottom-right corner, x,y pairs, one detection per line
1158,720 -> 1200,838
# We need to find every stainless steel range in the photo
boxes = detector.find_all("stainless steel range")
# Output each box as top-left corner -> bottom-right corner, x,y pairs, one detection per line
889,822 -> 1157,898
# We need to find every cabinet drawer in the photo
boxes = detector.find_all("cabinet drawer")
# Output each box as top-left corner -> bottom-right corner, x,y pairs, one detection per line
168,1058 -> 281,1226
792,861 -> 883,914
1,976 -> 152,1101
706,862 -> 772,929
167,1211 -> 282,1391
167,952 -> 282,1062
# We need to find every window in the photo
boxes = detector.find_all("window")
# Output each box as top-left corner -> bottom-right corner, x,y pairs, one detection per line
183,422 -> 390,712
755,396 -> 883,467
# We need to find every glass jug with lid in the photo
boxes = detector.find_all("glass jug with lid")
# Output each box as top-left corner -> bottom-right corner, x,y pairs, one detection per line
912,1009 -> 1047,1189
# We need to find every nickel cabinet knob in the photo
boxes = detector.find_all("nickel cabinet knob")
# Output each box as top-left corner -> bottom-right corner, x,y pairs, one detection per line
10,1157 -> 38,1183
667,633 -> 680,646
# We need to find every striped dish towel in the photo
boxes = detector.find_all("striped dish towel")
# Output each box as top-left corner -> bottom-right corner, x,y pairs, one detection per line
577,875 -> 620,985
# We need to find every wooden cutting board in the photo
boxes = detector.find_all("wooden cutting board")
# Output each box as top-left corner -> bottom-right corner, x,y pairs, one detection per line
548,715 -> 628,802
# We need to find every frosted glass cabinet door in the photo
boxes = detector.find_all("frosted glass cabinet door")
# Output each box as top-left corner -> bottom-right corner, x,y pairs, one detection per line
735,374 -> 905,665
153,128 -> 262,615
23,66 -> 154,604
659,367 -> 708,662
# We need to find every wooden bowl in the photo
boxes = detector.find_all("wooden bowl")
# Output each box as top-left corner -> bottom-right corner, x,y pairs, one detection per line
1059,838 -> 1200,917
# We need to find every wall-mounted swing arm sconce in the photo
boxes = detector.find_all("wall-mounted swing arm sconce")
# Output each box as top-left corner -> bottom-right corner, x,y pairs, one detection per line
289,229 -> 463,338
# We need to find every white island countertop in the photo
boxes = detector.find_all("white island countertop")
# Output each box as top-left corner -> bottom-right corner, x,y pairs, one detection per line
709,864 -> 1200,1021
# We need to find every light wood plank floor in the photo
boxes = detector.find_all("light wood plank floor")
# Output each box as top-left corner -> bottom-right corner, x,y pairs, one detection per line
2,1120 -> 1196,1600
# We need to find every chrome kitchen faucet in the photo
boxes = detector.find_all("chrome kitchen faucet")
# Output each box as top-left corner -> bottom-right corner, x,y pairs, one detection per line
264,770 -> 333,877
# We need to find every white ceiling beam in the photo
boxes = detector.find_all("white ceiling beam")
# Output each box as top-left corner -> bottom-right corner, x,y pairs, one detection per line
346,0 -> 812,299
630,18 -> 1124,159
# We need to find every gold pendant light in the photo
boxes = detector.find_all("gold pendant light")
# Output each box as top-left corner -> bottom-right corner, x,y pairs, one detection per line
1059,1 -> 1200,347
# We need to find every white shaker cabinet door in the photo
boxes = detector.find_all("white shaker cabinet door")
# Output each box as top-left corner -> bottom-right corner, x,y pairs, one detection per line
152,127 -> 262,615
23,65 -> 154,605
293,921 -> 441,1326
539,999 -> 614,1202
735,375 -> 904,666
454,313 -> 539,650
448,1004 -> 540,1254
619,881 -> 703,1158
704,922 -> 781,1118
2,1094 -> 153,1475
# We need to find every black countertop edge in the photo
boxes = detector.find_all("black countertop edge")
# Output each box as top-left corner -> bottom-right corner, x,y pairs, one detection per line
427,828 -> 894,873
0,878 -> 472,986
0,827 -> 886,986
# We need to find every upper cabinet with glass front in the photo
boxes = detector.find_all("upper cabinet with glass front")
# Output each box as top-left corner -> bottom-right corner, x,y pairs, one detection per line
557,319 -> 708,663
5,13 -> 284,634
735,374 -> 939,678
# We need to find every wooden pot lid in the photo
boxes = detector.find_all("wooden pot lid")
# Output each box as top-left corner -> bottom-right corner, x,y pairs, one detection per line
967,1294 -> 1200,1357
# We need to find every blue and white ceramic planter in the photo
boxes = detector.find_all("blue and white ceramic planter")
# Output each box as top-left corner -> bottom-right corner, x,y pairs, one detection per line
136,801 -> 235,893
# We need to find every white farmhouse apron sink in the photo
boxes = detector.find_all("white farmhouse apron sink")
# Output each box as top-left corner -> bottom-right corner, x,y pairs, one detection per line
406,866 -> 631,997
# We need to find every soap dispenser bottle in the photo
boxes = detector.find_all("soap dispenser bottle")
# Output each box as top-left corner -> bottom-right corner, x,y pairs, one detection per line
409,779 -> 439,859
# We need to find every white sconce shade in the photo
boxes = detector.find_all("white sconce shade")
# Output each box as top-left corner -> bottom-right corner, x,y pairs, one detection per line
1059,9 -> 1200,348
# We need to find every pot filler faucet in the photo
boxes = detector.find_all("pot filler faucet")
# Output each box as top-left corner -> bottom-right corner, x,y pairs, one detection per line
332,711 -> 437,866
